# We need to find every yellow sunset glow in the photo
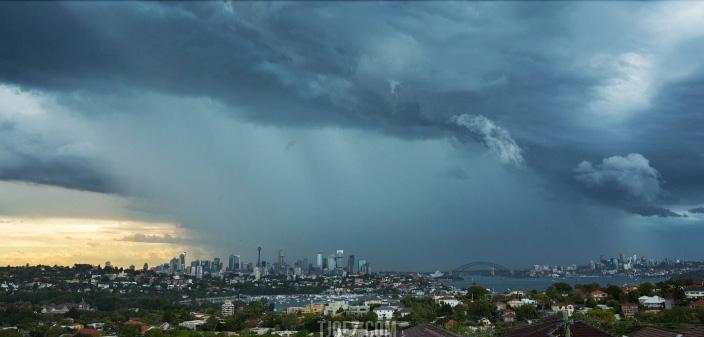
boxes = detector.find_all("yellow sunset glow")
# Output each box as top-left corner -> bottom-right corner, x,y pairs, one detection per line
0,217 -> 206,267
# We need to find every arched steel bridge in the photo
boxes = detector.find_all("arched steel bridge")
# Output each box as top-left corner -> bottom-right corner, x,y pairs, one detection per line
452,261 -> 511,274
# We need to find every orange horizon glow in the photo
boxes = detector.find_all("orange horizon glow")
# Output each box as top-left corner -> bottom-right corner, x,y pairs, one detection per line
0,216 -> 210,268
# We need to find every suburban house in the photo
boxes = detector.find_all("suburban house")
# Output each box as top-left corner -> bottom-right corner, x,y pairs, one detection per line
684,286 -> 704,300
591,290 -> 608,300
638,296 -> 666,310
374,306 -> 396,320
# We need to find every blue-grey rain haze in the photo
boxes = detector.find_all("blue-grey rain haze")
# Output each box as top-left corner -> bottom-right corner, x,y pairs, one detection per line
0,2 -> 703,270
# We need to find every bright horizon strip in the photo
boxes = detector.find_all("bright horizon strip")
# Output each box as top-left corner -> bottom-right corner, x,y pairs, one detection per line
0,216 -> 206,268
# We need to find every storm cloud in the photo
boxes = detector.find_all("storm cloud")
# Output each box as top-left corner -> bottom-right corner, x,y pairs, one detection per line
1,2 -> 704,268
575,153 -> 661,202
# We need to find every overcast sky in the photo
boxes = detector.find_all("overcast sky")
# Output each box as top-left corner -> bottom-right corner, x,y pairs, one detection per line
1,2 -> 703,270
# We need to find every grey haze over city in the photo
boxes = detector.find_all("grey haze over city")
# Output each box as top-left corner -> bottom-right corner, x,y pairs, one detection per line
1,2 -> 703,270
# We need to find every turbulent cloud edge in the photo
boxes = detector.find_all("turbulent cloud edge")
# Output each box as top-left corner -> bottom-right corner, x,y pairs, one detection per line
450,114 -> 525,167
689,207 -> 704,214
627,205 -> 685,218
574,153 -> 660,202
118,233 -> 186,244
574,153 -> 684,218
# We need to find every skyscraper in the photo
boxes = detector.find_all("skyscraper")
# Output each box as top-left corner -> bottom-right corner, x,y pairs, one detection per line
278,250 -> 285,275
327,255 -> 336,271
335,250 -> 344,271
357,259 -> 367,273
228,254 -> 241,271
316,251 -> 324,270
348,255 -> 355,273
179,252 -> 187,272
169,257 -> 178,274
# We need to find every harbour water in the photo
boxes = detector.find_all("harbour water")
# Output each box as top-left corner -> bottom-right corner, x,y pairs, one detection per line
444,275 -> 669,293
245,275 -> 670,311
244,293 -> 392,311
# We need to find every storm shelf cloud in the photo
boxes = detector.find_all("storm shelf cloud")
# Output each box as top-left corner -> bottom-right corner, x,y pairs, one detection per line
1,1 -> 704,268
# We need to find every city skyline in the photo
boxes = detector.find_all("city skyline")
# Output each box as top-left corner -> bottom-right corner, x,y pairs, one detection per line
2,2 -> 704,270
0,242 -> 695,274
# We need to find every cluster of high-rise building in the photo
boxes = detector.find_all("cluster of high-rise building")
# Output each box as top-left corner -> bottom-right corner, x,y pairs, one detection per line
527,253 -> 689,278
315,250 -> 370,275
150,247 -> 371,279
151,252 -> 226,278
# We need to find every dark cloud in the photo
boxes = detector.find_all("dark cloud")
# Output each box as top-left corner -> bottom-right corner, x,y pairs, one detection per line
118,234 -> 186,244
1,2 -> 704,267
626,205 -> 685,218
689,207 -> 704,214
0,156 -> 108,193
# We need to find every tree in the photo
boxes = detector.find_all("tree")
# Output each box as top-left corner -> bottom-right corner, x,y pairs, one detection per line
581,308 -> 615,331
467,300 -> 495,321
145,330 -> 165,337
585,297 -> 597,308
552,282 -> 573,293
0,330 -> 21,337
45,326 -> 66,337
467,286 -> 489,301
515,305 -> 539,321
638,283 -> 654,297
605,285 -> 624,302
204,315 -> 220,331
118,324 -> 141,337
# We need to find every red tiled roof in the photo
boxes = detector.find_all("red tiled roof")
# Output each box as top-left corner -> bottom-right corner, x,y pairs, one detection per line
629,326 -> 704,337
502,319 -> 612,337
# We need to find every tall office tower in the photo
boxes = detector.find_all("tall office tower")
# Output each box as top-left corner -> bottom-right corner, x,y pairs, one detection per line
179,252 -> 187,272
143,262 -> 149,272
278,250 -> 285,274
170,258 -> 178,274
335,250 -> 344,271
212,257 -> 221,273
327,255 -> 336,271
348,255 -> 355,273
357,259 -> 367,273
316,251 -> 324,269
257,246 -> 262,269
228,254 -> 241,271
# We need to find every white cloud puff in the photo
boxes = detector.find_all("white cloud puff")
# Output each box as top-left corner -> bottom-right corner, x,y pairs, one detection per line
451,114 -> 525,167
574,153 -> 661,202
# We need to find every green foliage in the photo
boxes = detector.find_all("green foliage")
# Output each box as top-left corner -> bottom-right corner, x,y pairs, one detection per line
605,285 -> 624,302
466,286 -> 489,301
45,326 -> 66,337
575,307 -> 615,331
118,324 -> 142,337
466,300 -> 495,321
546,283 -> 573,301
638,282 -> 655,296
0,330 -> 21,337
514,305 -> 539,321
